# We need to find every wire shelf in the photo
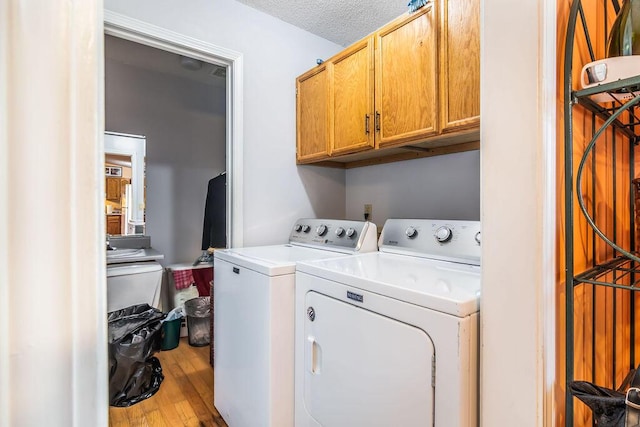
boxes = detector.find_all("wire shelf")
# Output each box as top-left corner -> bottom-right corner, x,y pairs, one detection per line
572,74 -> 640,141
575,74 -> 640,99
575,256 -> 640,291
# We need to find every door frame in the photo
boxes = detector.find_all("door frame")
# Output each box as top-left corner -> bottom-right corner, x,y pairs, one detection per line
104,10 -> 244,248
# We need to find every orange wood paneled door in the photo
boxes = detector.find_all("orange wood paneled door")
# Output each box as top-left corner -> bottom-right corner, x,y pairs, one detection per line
557,0 -> 640,425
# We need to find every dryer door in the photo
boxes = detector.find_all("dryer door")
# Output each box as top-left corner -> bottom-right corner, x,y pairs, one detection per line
303,291 -> 435,427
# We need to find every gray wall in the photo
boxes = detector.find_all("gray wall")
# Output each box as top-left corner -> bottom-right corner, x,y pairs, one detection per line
345,150 -> 481,228
105,57 -> 226,265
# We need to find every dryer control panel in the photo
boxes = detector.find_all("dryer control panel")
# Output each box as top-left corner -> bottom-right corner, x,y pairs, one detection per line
379,219 -> 481,266
289,219 -> 378,253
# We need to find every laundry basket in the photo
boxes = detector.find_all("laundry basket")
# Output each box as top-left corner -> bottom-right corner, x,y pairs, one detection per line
184,296 -> 211,347
165,263 -> 213,337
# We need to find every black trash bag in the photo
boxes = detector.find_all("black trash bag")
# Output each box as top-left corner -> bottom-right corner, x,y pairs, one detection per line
108,304 -> 166,407
568,381 -> 626,427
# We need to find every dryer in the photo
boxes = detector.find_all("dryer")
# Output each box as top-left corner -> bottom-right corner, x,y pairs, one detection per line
213,219 -> 378,427
295,219 -> 481,427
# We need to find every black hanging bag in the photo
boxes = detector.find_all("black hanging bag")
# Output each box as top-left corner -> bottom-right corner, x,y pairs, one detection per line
569,368 -> 640,427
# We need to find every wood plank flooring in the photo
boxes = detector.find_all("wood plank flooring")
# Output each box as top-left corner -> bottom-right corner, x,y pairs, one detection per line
109,338 -> 227,427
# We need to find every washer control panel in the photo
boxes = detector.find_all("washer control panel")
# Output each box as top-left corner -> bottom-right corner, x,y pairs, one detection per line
379,219 -> 481,265
289,218 -> 377,252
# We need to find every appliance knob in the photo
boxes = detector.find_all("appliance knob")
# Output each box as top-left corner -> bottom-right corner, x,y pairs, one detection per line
294,224 -> 302,232
475,231 -> 481,245
335,227 -> 345,237
301,225 -> 311,233
434,226 -> 453,243
346,228 -> 357,239
405,226 -> 418,239
316,224 -> 328,236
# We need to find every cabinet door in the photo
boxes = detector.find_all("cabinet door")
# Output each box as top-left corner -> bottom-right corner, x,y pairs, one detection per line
296,64 -> 330,163
375,8 -> 438,148
330,37 -> 375,156
106,216 -> 120,235
440,0 -> 480,132
106,178 -> 120,201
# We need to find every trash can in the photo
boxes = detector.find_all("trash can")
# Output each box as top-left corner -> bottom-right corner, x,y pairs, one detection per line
107,304 -> 165,407
165,263 -> 212,337
184,296 -> 211,347
161,318 -> 181,350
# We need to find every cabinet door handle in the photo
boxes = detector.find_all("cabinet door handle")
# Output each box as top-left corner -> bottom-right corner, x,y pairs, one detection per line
365,114 -> 370,134
375,111 -> 380,132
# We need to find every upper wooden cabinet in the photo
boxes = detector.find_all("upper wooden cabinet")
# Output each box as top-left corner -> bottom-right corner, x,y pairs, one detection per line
296,0 -> 479,168
330,37 -> 375,156
296,64 -> 330,163
106,177 -> 121,201
376,7 -> 438,148
439,0 -> 480,132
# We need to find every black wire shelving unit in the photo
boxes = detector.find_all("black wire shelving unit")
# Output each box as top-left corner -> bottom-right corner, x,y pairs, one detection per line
564,1 -> 640,425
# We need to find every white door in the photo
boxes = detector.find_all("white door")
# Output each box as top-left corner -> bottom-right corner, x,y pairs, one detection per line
303,291 -> 435,427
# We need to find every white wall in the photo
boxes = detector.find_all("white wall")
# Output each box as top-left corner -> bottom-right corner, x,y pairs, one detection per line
104,0 -> 346,247
105,54 -> 226,265
345,151 -> 480,227
1,0 -> 108,425
480,0 -> 556,424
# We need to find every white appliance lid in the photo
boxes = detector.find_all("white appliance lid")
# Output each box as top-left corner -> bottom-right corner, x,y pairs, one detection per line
107,261 -> 163,277
214,244 -> 348,276
296,252 -> 481,317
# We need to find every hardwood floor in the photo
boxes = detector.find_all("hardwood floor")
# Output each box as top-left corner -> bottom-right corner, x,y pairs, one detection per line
109,338 -> 227,427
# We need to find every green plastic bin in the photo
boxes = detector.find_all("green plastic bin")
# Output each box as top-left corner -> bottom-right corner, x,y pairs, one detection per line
161,318 -> 181,350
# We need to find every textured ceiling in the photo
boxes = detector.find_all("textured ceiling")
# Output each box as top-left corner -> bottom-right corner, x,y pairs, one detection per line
235,0 -> 408,46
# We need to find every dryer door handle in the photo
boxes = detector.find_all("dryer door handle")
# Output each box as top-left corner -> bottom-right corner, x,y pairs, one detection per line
306,336 -> 322,374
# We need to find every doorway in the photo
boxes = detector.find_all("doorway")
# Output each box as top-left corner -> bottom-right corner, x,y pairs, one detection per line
103,12 -> 244,424
104,35 -> 227,264
105,11 -> 244,250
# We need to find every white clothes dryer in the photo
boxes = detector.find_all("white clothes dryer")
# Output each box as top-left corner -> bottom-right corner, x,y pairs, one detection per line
295,219 -> 481,427
213,219 -> 378,427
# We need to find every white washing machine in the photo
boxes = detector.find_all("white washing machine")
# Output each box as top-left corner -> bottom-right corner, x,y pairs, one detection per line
295,219 -> 481,427
213,219 -> 378,427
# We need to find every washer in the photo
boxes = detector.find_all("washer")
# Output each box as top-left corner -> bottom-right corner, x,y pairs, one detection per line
295,219 -> 481,427
213,219 -> 378,427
